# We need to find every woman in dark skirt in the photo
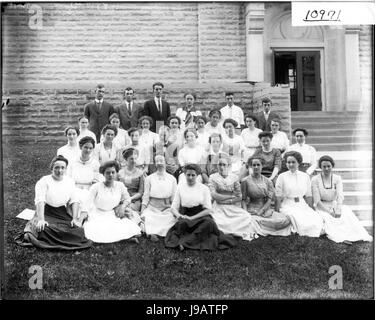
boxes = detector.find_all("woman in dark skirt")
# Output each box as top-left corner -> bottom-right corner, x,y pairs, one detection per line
15,155 -> 93,250
164,163 -> 238,251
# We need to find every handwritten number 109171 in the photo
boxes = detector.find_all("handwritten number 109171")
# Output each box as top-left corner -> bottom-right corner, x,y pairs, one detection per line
304,10 -> 342,22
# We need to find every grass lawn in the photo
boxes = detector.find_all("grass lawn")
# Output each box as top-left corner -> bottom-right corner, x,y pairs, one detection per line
2,143 -> 373,299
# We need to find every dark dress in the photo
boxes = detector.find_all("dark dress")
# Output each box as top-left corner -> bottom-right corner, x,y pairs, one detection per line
164,182 -> 238,250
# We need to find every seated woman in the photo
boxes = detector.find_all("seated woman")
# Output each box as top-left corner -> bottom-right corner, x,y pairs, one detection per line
138,115 -> 159,151
201,133 -> 223,184
270,118 -> 289,154
312,155 -> 372,243
118,148 -> 145,212
167,115 -> 184,148
175,92 -> 202,131
57,126 -> 80,167
77,115 -> 97,144
221,118 -> 246,176
241,156 -> 292,237
100,113 -> 131,149
165,163 -> 238,251
141,155 -> 178,241
208,153 -> 259,241
240,114 -> 262,162
205,109 -> 225,137
117,127 -> 149,174
275,151 -> 324,237
15,155 -> 92,250
83,161 -> 142,243
195,115 -> 210,151
94,124 -> 120,166
67,136 -> 102,219
177,128 -> 205,183
152,126 -> 179,176
251,132 -> 281,184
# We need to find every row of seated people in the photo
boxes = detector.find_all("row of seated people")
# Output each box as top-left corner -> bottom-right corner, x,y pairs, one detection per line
16,148 -> 372,251
57,111 -> 316,185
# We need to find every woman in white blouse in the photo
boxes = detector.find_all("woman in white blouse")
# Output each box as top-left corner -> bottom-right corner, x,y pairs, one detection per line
138,115 -> 159,150
167,115 -> 184,148
15,155 -> 92,250
141,155 -> 178,241
270,118 -> 289,154
205,109 -> 225,137
195,115 -> 210,151
57,126 -> 80,168
83,161 -> 142,243
275,151 -> 324,237
94,124 -> 120,166
100,113 -> 130,149
175,92 -> 202,131
77,115 -> 97,144
240,114 -> 262,162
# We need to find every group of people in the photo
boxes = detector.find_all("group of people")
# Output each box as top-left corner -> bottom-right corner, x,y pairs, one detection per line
15,83 -> 372,251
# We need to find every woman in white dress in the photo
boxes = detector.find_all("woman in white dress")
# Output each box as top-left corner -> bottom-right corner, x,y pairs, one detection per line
312,155 -> 372,243
177,128 -> 205,183
275,151 -> 324,237
175,92 -> 202,131
100,113 -> 130,149
205,109 -> 225,137
201,133 -> 223,184
141,155 -> 178,241
77,115 -> 97,144
67,136 -> 102,220
167,115 -> 184,148
94,124 -> 120,166
270,118 -> 289,154
195,115 -> 210,151
15,155 -> 92,250
221,118 -> 246,176
57,126 -> 80,167
240,114 -> 262,162
208,153 -> 259,241
138,115 -> 159,151
83,161 -> 142,243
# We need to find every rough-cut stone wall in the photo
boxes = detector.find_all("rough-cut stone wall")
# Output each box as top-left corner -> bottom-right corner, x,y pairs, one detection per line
2,83 -> 291,146
359,25 -> 373,111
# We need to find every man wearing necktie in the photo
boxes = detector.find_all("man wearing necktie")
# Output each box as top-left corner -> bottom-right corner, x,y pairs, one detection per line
84,83 -> 114,142
115,87 -> 144,130
143,82 -> 171,133
255,97 -> 280,132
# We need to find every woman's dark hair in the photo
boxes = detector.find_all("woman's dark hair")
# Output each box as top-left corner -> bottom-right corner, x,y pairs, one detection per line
184,128 -> 198,139
258,131 -> 273,140
109,113 -> 120,122
318,155 -> 335,168
284,151 -> 303,165
244,113 -> 258,123
195,115 -> 207,124
208,133 -> 222,144
50,155 -> 69,170
292,128 -> 308,137
122,147 -> 139,160
223,118 -> 238,128
184,163 -> 202,175
184,92 -> 197,100
271,117 -> 282,125
127,127 -> 139,137
246,156 -> 266,168
78,136 -> 96,148
64,126 -> 79,136
78,115 -> 89,122
138,115 -> 154,127
99,160 -> 120,174
101,124 -> 118,137
167,115 -> 182,126
208,109 -> 221,118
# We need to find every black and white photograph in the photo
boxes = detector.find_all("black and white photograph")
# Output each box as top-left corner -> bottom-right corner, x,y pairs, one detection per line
1,0 -> 373,303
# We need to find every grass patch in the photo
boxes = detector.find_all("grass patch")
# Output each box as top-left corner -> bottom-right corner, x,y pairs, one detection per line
3,143 -> 373,299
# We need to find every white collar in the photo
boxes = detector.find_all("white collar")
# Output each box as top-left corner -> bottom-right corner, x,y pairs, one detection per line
95,98 -> 103,104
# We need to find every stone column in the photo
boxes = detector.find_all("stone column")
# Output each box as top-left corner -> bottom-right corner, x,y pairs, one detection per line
245,2 -> 265,82
345,26 -> 362,111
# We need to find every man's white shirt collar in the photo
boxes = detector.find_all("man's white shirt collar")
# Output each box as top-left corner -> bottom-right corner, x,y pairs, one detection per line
95,98 -> 103,104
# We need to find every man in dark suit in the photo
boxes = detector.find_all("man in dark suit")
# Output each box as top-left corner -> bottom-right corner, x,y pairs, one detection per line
143,82 -> 171,133
84,83 -> 114,141
255,97 -> 280,132
115,87 -> 143,130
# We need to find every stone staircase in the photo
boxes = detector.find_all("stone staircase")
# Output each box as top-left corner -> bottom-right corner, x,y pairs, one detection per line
291,111 -> 372,233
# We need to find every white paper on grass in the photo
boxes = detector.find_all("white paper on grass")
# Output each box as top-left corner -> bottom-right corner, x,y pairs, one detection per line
16,208 -> 35,221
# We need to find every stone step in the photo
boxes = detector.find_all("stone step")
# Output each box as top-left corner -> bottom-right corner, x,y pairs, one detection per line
307,136 -> 372,144
306,128 -> 371,136
343,191 -> 372,206
342,179 -> 372,191
292,119 -> 371,126
292,111 -> 360,117
315,168 -> 372,180
311,143 -> 372,151
350,205 -> 373,221
291,123 -> 365,129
